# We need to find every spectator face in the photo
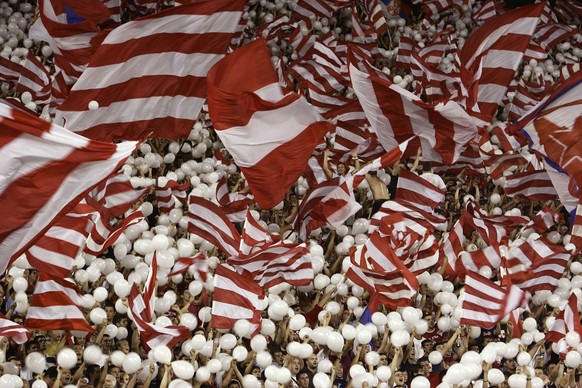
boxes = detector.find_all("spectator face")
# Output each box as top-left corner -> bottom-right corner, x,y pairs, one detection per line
273,351 -> 284,365
307,354 -> 318,370
119,339 -> 130,354
111,366 -> 122,380
379,354 -> 388,366
422,341 -> 433,354
393,371 -> 407,385
289,357 -> 301,375
105,306 -> 115,322
298,372 -> 310,388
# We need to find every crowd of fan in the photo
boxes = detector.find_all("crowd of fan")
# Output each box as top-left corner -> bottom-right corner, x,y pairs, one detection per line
1,0 -> 582,387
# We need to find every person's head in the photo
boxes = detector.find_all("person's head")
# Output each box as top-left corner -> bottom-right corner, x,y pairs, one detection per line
337,163 -> 347,176
44,366 -> 58,385
25,339 -> 40,354
418,357 -> 431,376
393,370 -> 408,385
288,356 -> 302,375
110,366 -> 122,379
379,354 -> 388,366
60,369 -> 73,385
251,365 -> 261,378
421,340 -> 433,355
118,338 -> 130,354
104,304 -> 116,322
307,354 -> 318,370
103,374 -> 117,388
297,369 -> 311,388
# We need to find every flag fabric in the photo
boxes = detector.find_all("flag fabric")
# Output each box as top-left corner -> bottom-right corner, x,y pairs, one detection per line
239,211 -> 281,258
167,252 -> 208,278
206,38 -> 333,209
155,180 -> 190,213
460,271 -> 525,329
0,314 -> 30,344
394,169 -> 445,212
293,176 -> 361,240
55,0 -> 246,142
16,52 -> 52,105
228,243 -> 313,289
83,209 -> 143,256
29,0 -> 110,85
460,2 -> 544,124
546,293 -> 582,343
186,196 -> 241,258
503,170 -> 558,201
345,264 -> 418,309
212,263 -> 264,331
215,176 -> 254,224
25,273 -> 94,332
26,200 -> 96,278
513,69 -> 582,197
88,172 -> 147,219
127,284 -> 191,351
0,55 -> 24,84
523,205 -> 563,233
349,56 -> 476,165
0,104 -> 137,276
504,235 -> 572,293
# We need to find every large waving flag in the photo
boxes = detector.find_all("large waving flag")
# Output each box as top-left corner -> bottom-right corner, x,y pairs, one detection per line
0,104 -> 137,276
29,0 -> 111,85
349,54 -> 476,165
460,2 -> 544,125
207,38 -> 333,209
56,0 -> 246,141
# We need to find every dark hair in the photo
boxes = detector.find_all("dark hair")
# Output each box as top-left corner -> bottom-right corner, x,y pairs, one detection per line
45,366 -> 58,379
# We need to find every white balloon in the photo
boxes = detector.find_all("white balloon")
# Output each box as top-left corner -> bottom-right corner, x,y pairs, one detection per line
233,346 -> 248,362
154,346 -> 172,364
83,345 -> 103,365
57,348 -> 77,369
411,376 -> 431,388
122,353 -> 142,374
326,331 -> 345,353
110,351 -> 125,367
313,373 -> 331,388
25,352 -> 46,374
250,335 -> 267,352
172,360 -> 195,380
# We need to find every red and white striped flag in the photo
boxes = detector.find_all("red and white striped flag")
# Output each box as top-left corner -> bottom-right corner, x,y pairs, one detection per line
0,104 -> 137,276
505,236 -> 572,293
460,271 -> 526,329
16,52 -> 52,105
349,56 -> 476,165
394,169 -> 445,212
546,293 -> 582,342
0,314 -> 30,344
186,196 -> 241,258
345,264 -> 419,309
239,210 -> 281,258
503,170 -> 558,201
56,0 -> 246,142
229,243 -> 313,289
25,273 -> 94,333
293,176 -> 361,240
127,284 -> 191,351
207,38 -> 333,209
26,200 -> 95,278
29,0 -> 111,85
215,176 -> 254,224
167,252 -> 207,279
212,263 -> 264,331
523,205 -> 563,233
88,172 -> 147,219
0,55 -> 23,85
460,2 -> 544,124
83,209 -> 144,256
155,180 -> 190,213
